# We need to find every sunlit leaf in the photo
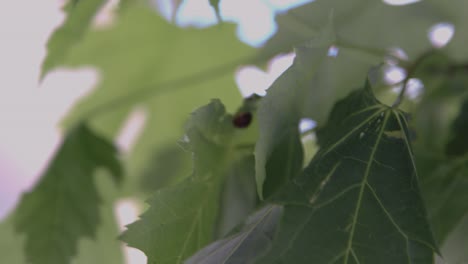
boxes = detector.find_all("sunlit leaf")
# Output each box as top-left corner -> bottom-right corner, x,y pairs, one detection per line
185,205 -> 282,264
41,0 -> 106,78
59,3 -> 254,196
258,84 -> 437,263
13,124 -> 122,264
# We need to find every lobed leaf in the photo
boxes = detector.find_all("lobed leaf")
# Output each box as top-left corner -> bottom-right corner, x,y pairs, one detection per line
13,124 -> 122,264
120,99 -> 257,263
258,84 -> 438,264
41,0 -> 106,78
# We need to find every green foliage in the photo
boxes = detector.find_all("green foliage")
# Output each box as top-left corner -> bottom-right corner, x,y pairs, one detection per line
3,0 -> 468,263
258,84 -> 437,263
186,205 -> 283,264
41,0 -> 106,78
120,99 -> 258,263
12,124 -> 122,264
59,2 -> 254,197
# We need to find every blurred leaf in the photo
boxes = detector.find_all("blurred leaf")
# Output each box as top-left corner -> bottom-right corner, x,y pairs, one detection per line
185,205 -> 282,264
120,99 -> 257,263
419,155 -> 468,244
411,63 -> 468,244
139,144 -> 192,192
171,0 -> 185,21
0,176 -> 125,264
215,155 -> 258,237
446,99 -> 468,156
436,213 -> 468,264
260,0 -> 444,60
258,84 -> 437,263
41,0 -> 106,78
208,0 -> 221,21
13,124 -> 122,264
0,217 -> 25,263
59,3 -> 254,195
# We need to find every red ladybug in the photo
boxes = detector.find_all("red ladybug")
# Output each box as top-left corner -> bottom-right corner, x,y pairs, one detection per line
232,112 -> 252,128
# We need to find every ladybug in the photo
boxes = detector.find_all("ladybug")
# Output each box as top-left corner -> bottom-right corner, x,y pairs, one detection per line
232,111 -> 252,128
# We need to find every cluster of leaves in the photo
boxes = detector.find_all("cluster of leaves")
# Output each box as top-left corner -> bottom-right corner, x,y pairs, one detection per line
1,0 -> 468,263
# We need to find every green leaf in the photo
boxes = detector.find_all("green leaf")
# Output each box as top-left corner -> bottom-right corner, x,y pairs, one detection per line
446,99 -> 468,157
215,155 -> 258,237
436,213 -> 468,264
260,0 -> 444,59
120,99 -> 255,263
185,205 -> 283,264
13,124 -> 122,264
255,18 -> 378,198
209,0 -> 221,21
139,144 -> 192,193
59,4 -> 254,195
419,156 -> 468,244
0,174 -> 125,264
257,84 -> 437,263
41,0 -> 106,78
412,69 -> 468,243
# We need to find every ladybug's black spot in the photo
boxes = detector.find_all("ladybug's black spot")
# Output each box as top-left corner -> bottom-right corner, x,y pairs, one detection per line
233,112 -> 252,128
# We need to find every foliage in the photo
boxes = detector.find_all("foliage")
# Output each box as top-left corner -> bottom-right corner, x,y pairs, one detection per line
2,0 -> 468,263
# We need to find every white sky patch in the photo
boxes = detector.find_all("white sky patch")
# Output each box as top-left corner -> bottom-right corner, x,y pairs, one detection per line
116,108 -> 147,153
387,47 -> 409,63
327,45 -> 339,57
236,52 -> 294,97
93,0 -> 119,28
299,118 -> 317,133
266,0 -> 313,10
382,0 -> 421,6
220,0 -> 276,46
115,199 -> 147,264
172,0 -> 311,46
175,0 -> 218,27
428,23 -> 455,48
405,78 -> 424,99
384,65 -> 406,85
391,78 -> 424,100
